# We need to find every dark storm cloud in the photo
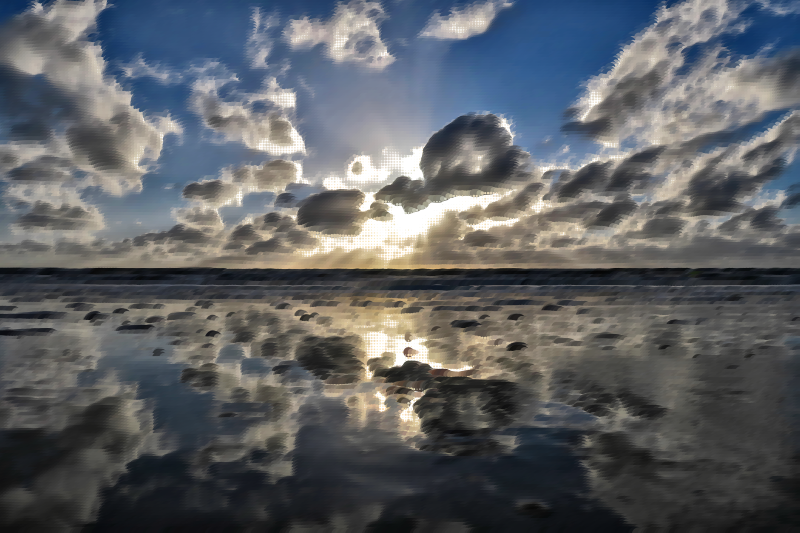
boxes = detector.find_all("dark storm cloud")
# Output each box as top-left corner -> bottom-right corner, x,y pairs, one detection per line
182,180 -> 238,205
14,201 -> 103,231
297,190 -> 368,235
367,201 -> 392,221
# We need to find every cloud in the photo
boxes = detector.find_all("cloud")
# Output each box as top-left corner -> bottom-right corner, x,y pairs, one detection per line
377,114 -> 535,213
132,224 -> 215,247
245,236 -> 292,255
117,53 -> 182,85
191,76 -> 304,155
274,192 -> 298,208
625,217 -> 688,240
230,159 -> 300,192
182,180 -> 239,206
247,8 -> 279,69
6,155 -> 74,182
420,0 -> 513,40
14,201 -> 104,231
717,205 -> 786,235
559,0 -> 800,151
297,189 -> 369,235
173,206 -> 224,228
284,0 -> 395,69
0,0 -> 182,194
222,212 -> 319,256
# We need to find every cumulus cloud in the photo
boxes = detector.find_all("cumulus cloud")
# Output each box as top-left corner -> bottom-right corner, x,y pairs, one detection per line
561,0 -> 800,150
182,180 -> 239,206
230,159 -> 300,192
0,0 -> 182,194
6,155 -> 74,182
297,189 -> 369,235
173,206 -> 224,228
274,192 -> 298,208
420,0 -> 513,40
191,76 -> 304,155
284,0 -> 395,69
14,201 -> 104,231
376,114 -> 535,213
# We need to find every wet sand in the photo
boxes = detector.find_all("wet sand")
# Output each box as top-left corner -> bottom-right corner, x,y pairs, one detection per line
0,269 -> 798,531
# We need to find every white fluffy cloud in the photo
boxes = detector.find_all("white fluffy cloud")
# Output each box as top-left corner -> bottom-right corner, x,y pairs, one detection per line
420,0 -> 513,40
284,0 -> 395,69
229,159 -> 301,192
0,0 -> 182,195
191,75 -> 305,155
561,0 -> 800,150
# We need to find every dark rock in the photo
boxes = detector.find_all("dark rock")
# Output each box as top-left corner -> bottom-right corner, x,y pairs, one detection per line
116,324 -> 154,332
0,311 -> 66,320
167,312 -> 195,320
451,320 -> 481,328
0,328 -> 55,337
595,332 -> 624,340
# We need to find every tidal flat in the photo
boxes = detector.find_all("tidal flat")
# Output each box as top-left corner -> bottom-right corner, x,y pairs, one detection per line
0,269 -> 798,531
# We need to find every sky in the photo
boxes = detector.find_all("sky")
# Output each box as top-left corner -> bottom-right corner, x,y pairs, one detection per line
0,0 -> 799,268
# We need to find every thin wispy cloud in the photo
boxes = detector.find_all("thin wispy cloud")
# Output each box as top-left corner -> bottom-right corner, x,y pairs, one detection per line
419,0 -> 514,40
